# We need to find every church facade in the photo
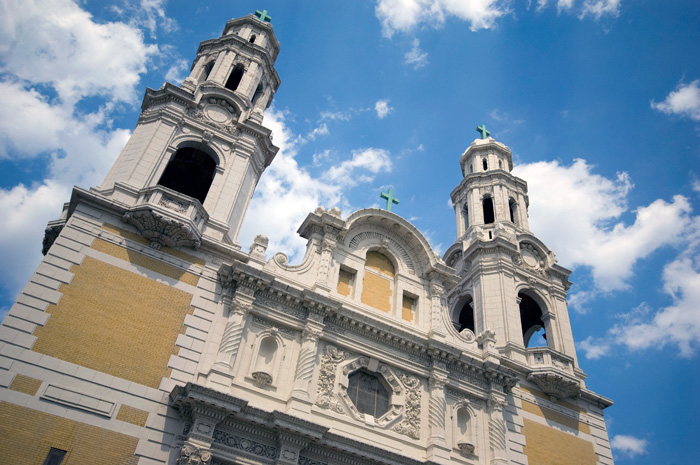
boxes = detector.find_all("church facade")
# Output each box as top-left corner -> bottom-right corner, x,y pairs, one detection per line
0,12 -> 614,465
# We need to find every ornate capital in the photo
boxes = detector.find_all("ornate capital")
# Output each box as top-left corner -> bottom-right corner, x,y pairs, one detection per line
177,444 -> 212,465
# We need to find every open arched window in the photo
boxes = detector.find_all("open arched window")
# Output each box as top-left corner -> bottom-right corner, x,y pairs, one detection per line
482,197 -> 494,224
158,146 -> 217,204
251,83 -> 264,106
454,295 -> 475,334
509,198 -> 518,224
225,64 -> 244,91
347,369 -> 391,418
360,251 -> 395,313
519,292 -> 547,348
482,158 -> 488,171
249,34 -> 256,43
463,204 -> 469,230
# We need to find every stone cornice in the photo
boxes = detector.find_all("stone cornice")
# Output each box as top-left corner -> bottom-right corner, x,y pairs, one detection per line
451,169 -> 528,201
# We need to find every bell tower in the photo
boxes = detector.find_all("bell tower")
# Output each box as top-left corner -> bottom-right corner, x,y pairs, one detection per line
444,127 -> 586,395
91,12 -> 281,250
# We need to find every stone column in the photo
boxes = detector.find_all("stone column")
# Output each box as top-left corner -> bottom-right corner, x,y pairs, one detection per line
426,364 -> 451,461
288,309 -> 325,415
487,393 -> 508,465
428,274 -> 446,337
207,282 -> 256,388
178,405 -> 226,465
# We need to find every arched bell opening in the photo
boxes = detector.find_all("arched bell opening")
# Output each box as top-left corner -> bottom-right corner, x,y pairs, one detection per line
519,291 -> 548,348
157,146 -> 217,204
225,64 -> 245,92
482,196 -> 495,224
453,295 -> 475,334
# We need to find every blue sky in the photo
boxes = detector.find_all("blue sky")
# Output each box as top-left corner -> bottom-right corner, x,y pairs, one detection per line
1,0 -> 699,462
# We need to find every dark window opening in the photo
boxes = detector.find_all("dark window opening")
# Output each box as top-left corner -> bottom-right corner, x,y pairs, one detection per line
469,164 -> 474,173
483,197 -> 494,224
499,160 -> 503,169
519,292 -> 547,348
482,158 -> 488,171
252,83 -> 264,106
463,205 -> 469,230
249,34 -> 256,43
455,296 -> 475,333
43,448 -> 67,465
509,198 -> 517,223
200,61 -> 214,82
347,369 -> 390,418
225,65 -> 244,91
158,147 -> 217,204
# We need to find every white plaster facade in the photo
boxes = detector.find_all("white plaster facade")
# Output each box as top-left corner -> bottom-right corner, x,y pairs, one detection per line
0,12 -> 615,465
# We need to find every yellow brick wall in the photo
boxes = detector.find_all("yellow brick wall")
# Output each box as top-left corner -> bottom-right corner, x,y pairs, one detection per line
520,386 -> 584,413
337,269 -> 354,297
365,252 -> 395,276
0,402 -> 139,465
116,405 -> 149,427
361,252 -> 395,313
402,294 -> 415,322
33,255 -> 194,388
522,418 -> 598,465
522,399 -> 590,434
9,374 -> 43,396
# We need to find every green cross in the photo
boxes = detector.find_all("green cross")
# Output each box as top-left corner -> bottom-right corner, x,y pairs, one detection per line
380,188 -> 400,212
255,9 -> 272,22
476,124 -> 491,139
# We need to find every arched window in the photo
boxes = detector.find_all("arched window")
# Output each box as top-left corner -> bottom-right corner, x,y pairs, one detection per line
499,160 -> 503,169
509,198 -> 517,224
463,204 -> 469,230
482,197 -> 494,224
469,164 -> 474,174
199,61 -> 214,82
519,292 -> 547,348
251,83 -> 264,106
482,158 -> 488,171
455,296 -> 475,334
361,251 -> 395,313
347,369 -> 390,418
158,147 -> 217,204
249,34 -> 256,43
225,64 -> 244,91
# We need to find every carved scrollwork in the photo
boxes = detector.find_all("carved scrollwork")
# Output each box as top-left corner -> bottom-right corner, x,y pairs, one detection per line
392,373 -> 421,439
315,345 -> 353,414
527,372 -> 581,400
177,444 -> 212,465
123,210 -> 201,249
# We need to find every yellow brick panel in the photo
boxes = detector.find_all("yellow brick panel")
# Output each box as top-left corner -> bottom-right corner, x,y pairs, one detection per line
522,399 -> 590,434
92,238 -> 199,286
365,252 -> 395,277
0,402 -> 139,465
522,418 -> 598,465
9,374 -> 43,396
402,295 -> 415,322
33,256 -> 193,388
361,272 -> 392,313
337,269 -> 354,297
102,223 -> 205,266
116,405 -> 149,427
520,386 -> 584,413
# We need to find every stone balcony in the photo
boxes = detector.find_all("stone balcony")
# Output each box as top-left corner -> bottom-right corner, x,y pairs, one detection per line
122,185 -> 208,250
525,347 -> 581,401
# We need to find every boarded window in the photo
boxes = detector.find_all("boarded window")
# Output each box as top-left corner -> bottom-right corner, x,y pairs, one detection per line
337,268 -> 355,297
402,294 -> 416,322
361,252 -> 395,313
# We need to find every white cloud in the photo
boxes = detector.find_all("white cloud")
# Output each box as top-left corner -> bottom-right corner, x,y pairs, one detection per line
580,0 -> 621,19
375,99 -> 394,119
238,110 -> 392,261
326,148 -> 392,186
320,110 -> 353,122
610,435 -> 648,458
164,58 -> 189,84
651,80 -> 700,121
375,0 -> 508,37
515,159 -> 692,292
0,0 -> 157,301
405,39 -> 429,69
577,336 -> 612,359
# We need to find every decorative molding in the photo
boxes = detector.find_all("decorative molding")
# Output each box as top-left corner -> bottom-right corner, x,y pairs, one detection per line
527,372 -> 581,400
212,430 -> 277,460
315,345 -> 352,414
177,444 -> 212,465
348,231 -> 416,274
250,314 -> 297,336
392,373 -> 421,439
123,210 -> 201,249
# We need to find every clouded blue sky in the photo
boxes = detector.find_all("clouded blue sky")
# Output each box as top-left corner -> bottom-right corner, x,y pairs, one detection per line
1,1 -> 699,462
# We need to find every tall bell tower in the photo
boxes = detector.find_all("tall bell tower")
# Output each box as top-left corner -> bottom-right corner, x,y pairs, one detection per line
90,12 -> 281,250
443,128 -> 586,395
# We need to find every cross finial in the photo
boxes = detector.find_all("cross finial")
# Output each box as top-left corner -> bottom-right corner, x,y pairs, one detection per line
255,9 -> 272,22
380,188 -> 400,212
476,124 -> 491,139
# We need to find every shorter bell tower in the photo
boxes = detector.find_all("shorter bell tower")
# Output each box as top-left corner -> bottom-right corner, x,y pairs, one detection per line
444,128 -> 586,396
